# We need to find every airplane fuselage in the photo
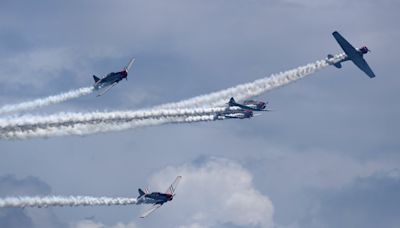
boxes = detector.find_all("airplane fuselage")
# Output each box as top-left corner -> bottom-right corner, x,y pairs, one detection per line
136,192 -> 173,205
241,100 -> 267,111
215,109 -> 253,120
337,46 -> 369,64
228,97 -> 267,111
94,70 -> 128,90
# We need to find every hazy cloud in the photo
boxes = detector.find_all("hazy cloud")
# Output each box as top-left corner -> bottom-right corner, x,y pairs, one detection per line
149,157 -> 274,228
0,175 -> 65,228
299,170 -> 400,228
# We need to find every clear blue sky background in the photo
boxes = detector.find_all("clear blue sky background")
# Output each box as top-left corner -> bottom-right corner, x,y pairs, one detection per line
0,1 -> 399,227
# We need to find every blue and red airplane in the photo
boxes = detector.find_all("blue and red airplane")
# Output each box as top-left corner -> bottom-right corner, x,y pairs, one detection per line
93,58 -> 135,96
136,176 -> 182,218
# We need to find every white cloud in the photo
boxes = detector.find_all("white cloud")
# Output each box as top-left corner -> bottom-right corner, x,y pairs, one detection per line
178,223 -> 208,228
149,157 -> 274,227
72,220 -> 138,228
0,46 -> 127,91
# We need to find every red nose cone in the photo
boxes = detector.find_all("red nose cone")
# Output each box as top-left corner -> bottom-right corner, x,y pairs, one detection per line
360,46 -> 369,54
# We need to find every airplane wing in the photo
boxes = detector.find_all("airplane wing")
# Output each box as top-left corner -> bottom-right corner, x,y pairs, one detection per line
332,31 -> 357,56
245,107 -> 270,112
350,55 -> 376,78
165,176 -> 182,195
223,115 -> 239,119
140,203 -> 162,218
223,114 -> 246,119
96,83 -> 117,97
124,58 -> 136,72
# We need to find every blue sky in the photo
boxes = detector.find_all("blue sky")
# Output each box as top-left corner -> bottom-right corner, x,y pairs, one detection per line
0,0 -> 399,227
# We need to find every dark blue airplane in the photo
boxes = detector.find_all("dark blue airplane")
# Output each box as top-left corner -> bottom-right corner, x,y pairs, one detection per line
136,176 -> 182,218
228,97 -> 269,111
93,58 -> 135,96
327,31 -> 375,78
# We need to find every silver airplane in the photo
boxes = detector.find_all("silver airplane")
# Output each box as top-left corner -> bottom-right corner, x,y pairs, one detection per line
136,176 -> 182,218
214,109 -> 254,120
327,31 -> 375,78
93,58 -> 135,96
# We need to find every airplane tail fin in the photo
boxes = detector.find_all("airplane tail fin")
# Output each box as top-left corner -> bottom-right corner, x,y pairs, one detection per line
124,58 -> 135,72
228,97 -> 236,106
327,54 -> 342,68
138,188 -> 146,197
93,75 -> 100,83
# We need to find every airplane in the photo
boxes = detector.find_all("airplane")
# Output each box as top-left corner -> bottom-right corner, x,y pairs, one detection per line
227,97 -> 269,111
136,176 -> 182,218
327,31 -> 375,78
214,109 -> 254,120
93,57 -> 135,96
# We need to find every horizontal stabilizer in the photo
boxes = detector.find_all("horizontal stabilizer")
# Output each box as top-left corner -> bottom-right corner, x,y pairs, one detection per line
327,54 -> 342,68
334,62 -> 342,68
333,62 -> 342,69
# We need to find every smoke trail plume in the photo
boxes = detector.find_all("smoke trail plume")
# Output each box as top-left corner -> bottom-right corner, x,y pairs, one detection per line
0,54 -> 345,139
156,54 -> 346,109
0,86 -> 94,115
0,114 -> 216,139
0,196 -> 137,208
0,107 -> 226,129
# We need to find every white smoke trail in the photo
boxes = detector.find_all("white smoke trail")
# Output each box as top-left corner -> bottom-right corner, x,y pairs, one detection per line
155,54 -> 346,109
0,86 -> 94,115
0,115 -> 216,139
0,107 -> 226,129
0,196 -> 137,208
0,54 -> 345,139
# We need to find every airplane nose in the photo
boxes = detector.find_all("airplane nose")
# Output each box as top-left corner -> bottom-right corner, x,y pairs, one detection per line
361,46 -> 369,54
